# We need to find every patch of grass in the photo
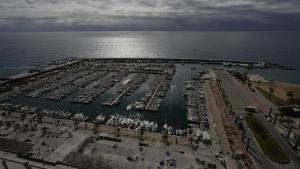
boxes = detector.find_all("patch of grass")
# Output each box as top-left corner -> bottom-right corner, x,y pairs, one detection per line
279,107 -> 300,118
245,115 -> 290,164
294,99 -> 300,105
256,87 -> 287,106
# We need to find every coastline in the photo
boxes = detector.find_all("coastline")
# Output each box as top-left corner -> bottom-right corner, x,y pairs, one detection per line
2,57 -> 295,83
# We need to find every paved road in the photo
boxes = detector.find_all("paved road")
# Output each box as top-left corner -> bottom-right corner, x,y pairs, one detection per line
205,81 -> 237,169
0,151 -> 75,169
214,69 -> 300,169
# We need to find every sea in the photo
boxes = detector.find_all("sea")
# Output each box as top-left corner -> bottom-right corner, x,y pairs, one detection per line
1,31 -> 300,129
0,31 -> 300,83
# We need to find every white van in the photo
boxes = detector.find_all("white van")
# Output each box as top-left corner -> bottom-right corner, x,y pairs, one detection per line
245,106 -> 257,112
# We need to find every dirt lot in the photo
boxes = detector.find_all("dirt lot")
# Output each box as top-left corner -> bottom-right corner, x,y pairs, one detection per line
256,81 -> 300,102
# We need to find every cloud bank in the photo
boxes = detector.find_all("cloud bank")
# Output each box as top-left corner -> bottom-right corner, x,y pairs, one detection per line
0,0 -> 300,31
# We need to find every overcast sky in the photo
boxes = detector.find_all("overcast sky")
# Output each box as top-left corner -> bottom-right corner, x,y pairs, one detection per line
0,0 -> 300,31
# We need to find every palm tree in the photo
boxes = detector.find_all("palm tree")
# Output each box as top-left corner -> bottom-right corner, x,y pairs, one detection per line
269,87 -> 274,99
241,76 -> 246,84
162,130 -> 168,145
257,80 -> 261,87
188,129 -> 193,146
248,82 -> 252,88
20,113 -> 26,121
246,64 -> 253,72
42,127 -> 47,136
74,121 -> 79,130
286,91 -> 294,104
84,123 -> 88,130
273,113 -> 279,124
116,127 -> 120,137
1,112 -> 6,124
56,120 -> 60,126
15,123 -> 20,130
20,113 -> 26,127
93,123 -> 98,134
37,116 -> 43,129
294,134 -> 300,151
139,128 -> 144,141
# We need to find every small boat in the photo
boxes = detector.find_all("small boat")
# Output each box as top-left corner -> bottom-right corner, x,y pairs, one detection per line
152,123 -> 158,132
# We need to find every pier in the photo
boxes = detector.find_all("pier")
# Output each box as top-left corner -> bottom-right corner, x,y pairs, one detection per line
134,71 -> 173,112
145,74 -> 167,110
103,73 -> 148,106
82,57 -> 296,70
185,78 -> 208,129
71,71 -> 130,104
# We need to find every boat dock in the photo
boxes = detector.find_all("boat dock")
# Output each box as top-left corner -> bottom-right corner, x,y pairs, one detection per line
25,63 -> 107,98
185,78 -> 209,129
71,71 -> 130,104
134,73 -> 173,112
45,71 -> 109,101
145,74 -> 167,110
45,65 -> 118,101
102,73 -> 149,106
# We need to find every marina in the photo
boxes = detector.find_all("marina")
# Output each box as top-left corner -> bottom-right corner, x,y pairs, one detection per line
0,56 -> 282,133
0,58 -> 294,131
0,57 -> 298,169
0,59 -> 197,131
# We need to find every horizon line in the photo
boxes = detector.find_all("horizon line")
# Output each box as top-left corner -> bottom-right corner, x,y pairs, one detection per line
1,30 -> 300,33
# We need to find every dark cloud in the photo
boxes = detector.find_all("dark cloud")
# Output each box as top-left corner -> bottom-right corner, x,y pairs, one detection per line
0,0 -> 300,31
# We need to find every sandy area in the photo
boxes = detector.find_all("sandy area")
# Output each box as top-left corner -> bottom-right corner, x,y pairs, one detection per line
256,81 -> 300,101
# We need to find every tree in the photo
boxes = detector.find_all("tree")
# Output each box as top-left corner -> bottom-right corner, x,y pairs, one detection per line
273,113 -> 279,124
246,64 -> 253,72
74,121 -> 79,130
207,163 -> 217,169
162,130 -> 168,145
139,128 -> 144,141
257,80 -> 261,87
1,112 -> 6,124
293,133 -> 300,151
238,122 -> 245,132
20,113 -> 26,121
269,87 -> 274,99
247,82 -> 252,88
286,91 -> 294,104
93,123 -> 98,134
188,128 -> 193,135
188,129 -> 193,146
189,137 -> 193,147
55,120 -> 60,126
240,74 -> 246,84
116,127 -> 120,137
42,127 -> 47,136
37,116 -> 43,129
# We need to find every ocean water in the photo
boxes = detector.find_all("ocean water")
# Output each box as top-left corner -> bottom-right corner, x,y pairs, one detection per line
1,31 -> 300,83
